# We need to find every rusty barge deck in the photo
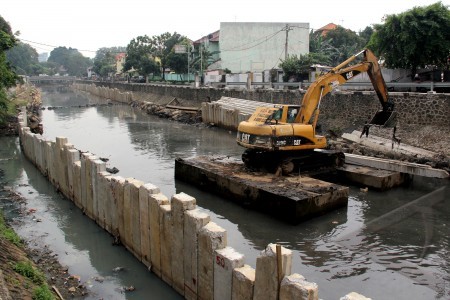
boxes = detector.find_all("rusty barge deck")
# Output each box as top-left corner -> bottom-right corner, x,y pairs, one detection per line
175,156 -> 349,224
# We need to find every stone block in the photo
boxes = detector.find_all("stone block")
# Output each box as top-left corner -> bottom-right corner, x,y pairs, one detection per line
139,183 -> 160,268
38,137 -> 48,177
72,161 -> 82,208
184,208 -> 210,300
253,243 -> 292,300
66,148 -> 80,201
102,174 -> 114,234
160,204 -> 173,286
198,222 -> 227,300
279,273 -> 318,300
45,141 -> 56,185
123,178 -> 143,259
32,135 -> 41,170
55,137 -> 69,197
111,176 -> 125,241
340,292 -> 372,300
149,193 -> 169,277
231,264 -> 255,300
90,159 -> 105,221
96,172 -> 111,229
214,247 -> 244,300
80,153 -> 93,215
171,192 -> 196,295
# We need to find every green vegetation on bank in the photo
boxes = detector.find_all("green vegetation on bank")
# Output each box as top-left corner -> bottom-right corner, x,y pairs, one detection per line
13,261 -> 54,300
0,209 -> 22,246
0,15 -> 21,124
1,209 -> 55,299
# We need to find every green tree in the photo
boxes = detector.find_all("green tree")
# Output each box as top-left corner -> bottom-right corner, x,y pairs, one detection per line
309,30 -> 335,65
38,61 -> 59,76
280,53 -> 328,82
93,46 -> 126,79
324,26 -> 365,65
48,47 -> 91,76
149,32 -> 185,80
368,2 -> 450,77
190,45 -> 217,74
6,42 -> 41,75
359,26 -> 374,45
124,35 -> 160,81
0,15 -> 20,123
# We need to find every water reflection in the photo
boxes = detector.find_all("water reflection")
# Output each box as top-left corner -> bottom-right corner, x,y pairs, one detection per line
21,86 -> 450,299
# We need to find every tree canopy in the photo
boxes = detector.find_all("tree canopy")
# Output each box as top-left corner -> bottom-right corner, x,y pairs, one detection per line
93,46 -> 126,79
368,1 -> 450,76
281,26 -> 366,82
6,42 -> 42,75
318,26 -> 366,66
123,35 -> 160,81
48,47 -> 91,76
124,32 -> 188,81
0,15 -> 20,123
279,53 -> 329,82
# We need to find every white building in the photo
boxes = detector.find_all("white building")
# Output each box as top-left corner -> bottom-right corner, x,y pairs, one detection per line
219,22 -> 309,73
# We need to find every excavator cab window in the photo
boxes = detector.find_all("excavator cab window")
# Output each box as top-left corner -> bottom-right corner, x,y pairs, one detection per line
287,107 -> 299,123
266,108 -> 283,124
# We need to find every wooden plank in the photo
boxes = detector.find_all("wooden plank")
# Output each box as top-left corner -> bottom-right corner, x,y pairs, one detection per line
344,153 -> 449,179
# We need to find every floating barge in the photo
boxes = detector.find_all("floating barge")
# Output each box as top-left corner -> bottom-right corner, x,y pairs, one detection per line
175,156 -> 349,224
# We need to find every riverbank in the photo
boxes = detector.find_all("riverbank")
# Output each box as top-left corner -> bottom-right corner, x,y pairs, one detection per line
0,198 -> 85,299
0,84 -> 86,299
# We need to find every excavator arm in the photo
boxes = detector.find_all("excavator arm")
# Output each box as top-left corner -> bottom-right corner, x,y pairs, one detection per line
296,49 -> 395,128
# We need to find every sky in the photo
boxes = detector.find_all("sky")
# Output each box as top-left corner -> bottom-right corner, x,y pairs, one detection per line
2,0 -> 447,58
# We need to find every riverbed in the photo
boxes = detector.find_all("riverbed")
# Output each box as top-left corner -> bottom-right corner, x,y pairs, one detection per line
1,85 -> 449,299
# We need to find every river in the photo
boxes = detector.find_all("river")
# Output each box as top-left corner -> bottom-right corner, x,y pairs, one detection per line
0,85 -> 448,299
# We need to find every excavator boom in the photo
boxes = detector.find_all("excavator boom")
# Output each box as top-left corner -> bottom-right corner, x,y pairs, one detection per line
296,49 -> 395,127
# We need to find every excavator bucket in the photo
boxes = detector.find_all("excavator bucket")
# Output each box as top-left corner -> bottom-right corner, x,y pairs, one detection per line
370,110 -> 397,127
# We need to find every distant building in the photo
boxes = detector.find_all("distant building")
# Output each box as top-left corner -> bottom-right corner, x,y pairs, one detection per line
193,30 -> 221,72
38,52 -> 48,62
115,53 -> 126,75
219,22 -> 309,73
315,23 -> 338,36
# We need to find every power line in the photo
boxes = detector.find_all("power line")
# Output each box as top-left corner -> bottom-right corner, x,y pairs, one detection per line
19,38 -> 98,53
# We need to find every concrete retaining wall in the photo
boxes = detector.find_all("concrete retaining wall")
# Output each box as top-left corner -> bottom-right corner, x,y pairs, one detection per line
18,109 -> 369,299
76,81 -> 450,130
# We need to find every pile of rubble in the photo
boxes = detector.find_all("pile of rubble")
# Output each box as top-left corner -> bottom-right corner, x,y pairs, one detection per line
133,100 -> 202,125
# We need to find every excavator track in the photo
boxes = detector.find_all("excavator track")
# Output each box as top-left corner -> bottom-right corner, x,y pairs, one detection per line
242,149 -> 344,175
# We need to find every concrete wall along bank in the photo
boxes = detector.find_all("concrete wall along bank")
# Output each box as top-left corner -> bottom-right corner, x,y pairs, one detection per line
75,81 -> 449,131
18,109 -> 372,300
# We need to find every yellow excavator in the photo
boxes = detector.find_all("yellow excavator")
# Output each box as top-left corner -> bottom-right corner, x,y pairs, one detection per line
236,48 -> 397,174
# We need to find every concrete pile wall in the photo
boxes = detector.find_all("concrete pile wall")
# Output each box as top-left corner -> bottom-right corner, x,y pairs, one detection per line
201,97 -> 274,130
72,83 -> 133,104
17,109 -> 371,299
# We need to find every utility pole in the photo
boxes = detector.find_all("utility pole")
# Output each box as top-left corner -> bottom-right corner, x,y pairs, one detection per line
187,44 -> 190,83
200,44 -> 203,75
283,24 -> 293,60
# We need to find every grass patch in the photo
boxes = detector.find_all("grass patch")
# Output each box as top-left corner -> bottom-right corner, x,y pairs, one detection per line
33,285 -> 54,300
0,209 -> 22,246
13,261 -> 45,285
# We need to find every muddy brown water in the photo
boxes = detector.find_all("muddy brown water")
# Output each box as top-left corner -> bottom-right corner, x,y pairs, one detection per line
1,86 -> 449,299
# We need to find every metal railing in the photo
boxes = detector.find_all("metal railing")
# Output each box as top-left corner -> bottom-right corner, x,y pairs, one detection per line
212,81 -> 450,92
